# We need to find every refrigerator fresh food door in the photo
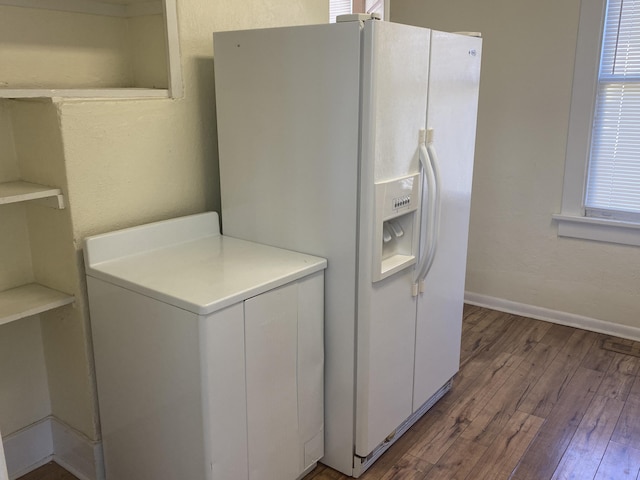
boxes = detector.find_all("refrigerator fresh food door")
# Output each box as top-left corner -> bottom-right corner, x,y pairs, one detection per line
413,31 -> 482,411
355,20 -> 430,457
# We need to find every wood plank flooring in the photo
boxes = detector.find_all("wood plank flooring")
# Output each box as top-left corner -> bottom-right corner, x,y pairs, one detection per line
16,462 -> 78,480
18,305 -> 640,480
305,305 -> 640,480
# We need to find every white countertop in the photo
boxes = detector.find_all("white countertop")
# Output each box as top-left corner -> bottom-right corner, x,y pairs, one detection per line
84,213 -> 326,315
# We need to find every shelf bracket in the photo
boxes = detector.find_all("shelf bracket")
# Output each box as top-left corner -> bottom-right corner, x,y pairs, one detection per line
32,194 -> 65,209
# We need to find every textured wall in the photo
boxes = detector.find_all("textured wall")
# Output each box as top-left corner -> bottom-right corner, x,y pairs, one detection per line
391,0 -> 640,327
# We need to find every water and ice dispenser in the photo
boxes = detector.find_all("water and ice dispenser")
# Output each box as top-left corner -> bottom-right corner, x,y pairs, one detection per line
372,173 -> 421,282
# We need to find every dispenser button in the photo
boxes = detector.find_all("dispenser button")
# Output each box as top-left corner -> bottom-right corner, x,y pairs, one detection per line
393,195 -> 411,210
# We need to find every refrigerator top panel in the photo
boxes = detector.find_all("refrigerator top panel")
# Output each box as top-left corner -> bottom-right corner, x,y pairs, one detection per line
83,212 -> 327,316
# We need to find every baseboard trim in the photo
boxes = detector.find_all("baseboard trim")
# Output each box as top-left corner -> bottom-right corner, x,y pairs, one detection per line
3,417 -> 103,480
3,420 -> 52,479
464,291 -> 640,342
51,420 -> 104,480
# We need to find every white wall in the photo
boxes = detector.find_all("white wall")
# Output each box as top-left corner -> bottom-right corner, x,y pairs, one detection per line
391,0 -> 640,330
0,318 -> 51,435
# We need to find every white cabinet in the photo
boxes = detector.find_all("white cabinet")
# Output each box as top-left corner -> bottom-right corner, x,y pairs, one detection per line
84,212 -> 326,480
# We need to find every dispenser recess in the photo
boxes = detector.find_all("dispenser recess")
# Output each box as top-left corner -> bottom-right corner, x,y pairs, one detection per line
372,173 -> 421,282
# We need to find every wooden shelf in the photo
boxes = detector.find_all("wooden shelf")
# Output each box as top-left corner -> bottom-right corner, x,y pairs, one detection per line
0,0 -> 163,17
0,181 -> 65,209
0,88 -> 170,100
0,283 -> 74,327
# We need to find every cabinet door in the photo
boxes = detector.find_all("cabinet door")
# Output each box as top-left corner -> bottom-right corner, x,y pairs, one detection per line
244,283 -> 299,480
201,303 -> 248,480
296,272 -> 324,471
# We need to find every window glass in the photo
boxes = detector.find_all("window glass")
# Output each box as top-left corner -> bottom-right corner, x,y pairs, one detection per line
585,0 -> 640,221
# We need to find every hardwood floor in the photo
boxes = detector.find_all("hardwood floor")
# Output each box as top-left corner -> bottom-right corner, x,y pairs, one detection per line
304,305 -> 640,480
17,462 -> 78,480
19,306 -> 640,480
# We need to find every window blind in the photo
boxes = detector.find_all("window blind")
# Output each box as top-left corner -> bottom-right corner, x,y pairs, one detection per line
585,0 -> 640,220
365,0 -> 384,16
330,0 -> 352,23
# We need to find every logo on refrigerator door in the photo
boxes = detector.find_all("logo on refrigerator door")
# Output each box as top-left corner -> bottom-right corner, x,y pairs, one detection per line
469,49 -> 477,57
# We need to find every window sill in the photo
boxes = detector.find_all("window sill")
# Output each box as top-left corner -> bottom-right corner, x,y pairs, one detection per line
553,214 -> 640,247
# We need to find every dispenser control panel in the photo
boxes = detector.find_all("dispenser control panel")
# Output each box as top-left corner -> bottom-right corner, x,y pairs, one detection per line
377,173 -> 420,221
393,195 -> 412,210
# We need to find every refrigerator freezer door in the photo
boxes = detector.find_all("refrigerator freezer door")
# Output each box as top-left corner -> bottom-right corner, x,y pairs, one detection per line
413,31 -> 482,411
355,20 -> 430,457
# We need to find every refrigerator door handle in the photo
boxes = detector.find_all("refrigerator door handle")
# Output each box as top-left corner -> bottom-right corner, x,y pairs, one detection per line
413,130 -> 435,294
415,129 -> 442,293
421,131 -> 442,289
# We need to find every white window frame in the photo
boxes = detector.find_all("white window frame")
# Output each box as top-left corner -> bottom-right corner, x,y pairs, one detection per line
554,0 -> 640,246
329,0 -> 390,22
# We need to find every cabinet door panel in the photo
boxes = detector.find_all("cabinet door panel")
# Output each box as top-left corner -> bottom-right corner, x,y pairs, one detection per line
245,283 -> 299,480
201,304 -> 248,480
297,272 -> 324,470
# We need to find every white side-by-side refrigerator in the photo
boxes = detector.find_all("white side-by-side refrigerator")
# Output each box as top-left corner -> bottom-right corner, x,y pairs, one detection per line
214,15 -> 482,477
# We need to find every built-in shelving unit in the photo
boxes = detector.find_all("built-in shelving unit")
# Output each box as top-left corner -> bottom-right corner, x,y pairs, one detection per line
0,283 -> 74,327
0,181 -> 65,209
0,0 -> 182,99
0,181 -> 73,325
0,89 -> 170,100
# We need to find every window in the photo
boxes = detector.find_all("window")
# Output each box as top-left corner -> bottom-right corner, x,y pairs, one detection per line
329,0 -> 389,23
585,0 -> 640,222
329,0 -> 352,23
555,0 -> 640,246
